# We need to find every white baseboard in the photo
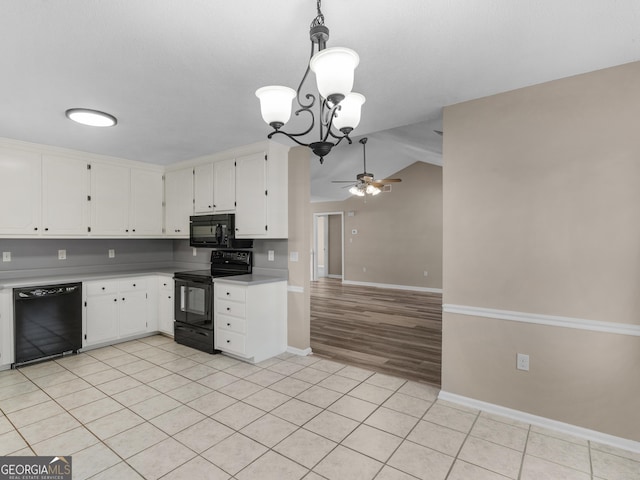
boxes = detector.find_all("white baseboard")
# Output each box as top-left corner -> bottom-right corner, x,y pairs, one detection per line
286,346 -> 312,356
287,285 -> 304,293
342,279 -> 442,294
439,390 -> 640,454
327,274 -> 342,279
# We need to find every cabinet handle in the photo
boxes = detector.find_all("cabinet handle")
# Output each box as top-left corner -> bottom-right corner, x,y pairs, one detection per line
213,204 -> 216,208
44,227 -> 49,231
226,292 -> 230,296
208,205 -> 212,209
168,296 -> 171,299
226,323 -> 231,327
34,227 -> 38,231
101,287 -> 105,290
226,307 -> 230,311
133,284 -> 136,287
235,228 -> 239,231
114,298 -> 117,302
226,340 -> 230,343
122,297 -> 125,301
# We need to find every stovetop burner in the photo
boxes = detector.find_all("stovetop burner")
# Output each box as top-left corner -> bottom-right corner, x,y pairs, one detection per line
173,250 -> 252,283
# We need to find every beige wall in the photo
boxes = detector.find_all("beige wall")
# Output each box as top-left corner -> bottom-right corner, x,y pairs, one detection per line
442,61 -> 640,441
287,146 -> 311,350
311,161 -> 443,289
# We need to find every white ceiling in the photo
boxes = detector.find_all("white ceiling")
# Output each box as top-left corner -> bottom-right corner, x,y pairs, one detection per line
1,1 -> 639,201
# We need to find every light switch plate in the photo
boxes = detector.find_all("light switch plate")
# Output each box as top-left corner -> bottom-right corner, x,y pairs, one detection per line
289,251 -> 299,262
108,249 -> 115,258
268,250 -> 275,261
58,249 -> 66,260
2,252 -> 11,262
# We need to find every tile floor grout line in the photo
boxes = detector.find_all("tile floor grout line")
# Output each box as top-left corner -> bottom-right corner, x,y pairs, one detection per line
442,406 -> 480,480
516,424 -> 532,480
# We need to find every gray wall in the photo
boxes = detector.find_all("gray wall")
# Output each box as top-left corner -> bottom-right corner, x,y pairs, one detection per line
0,238 -> 173,279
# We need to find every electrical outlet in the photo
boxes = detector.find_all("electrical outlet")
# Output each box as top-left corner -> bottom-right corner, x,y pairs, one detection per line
192,247 -> 197,256
423,271 -> 428,277
2,252 -> 11,262
362,266 -> 367,272
289,251 -> 299,262
268,250 -> 275,261
58,249 -> 66,260
517,353 -> 530,371
108,249 -> 115,258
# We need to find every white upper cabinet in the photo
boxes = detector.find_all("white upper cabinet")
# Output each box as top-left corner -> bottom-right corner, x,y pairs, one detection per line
194,163 -> 214,214
130,168 -> 163,236
235,143 -> 288,239
0,146 -> 41,235
90,162 -> 131,235
42,155 -> 90,235
235,152 -> 268,237
165,167 -> 194,237
213,158 -> 236,212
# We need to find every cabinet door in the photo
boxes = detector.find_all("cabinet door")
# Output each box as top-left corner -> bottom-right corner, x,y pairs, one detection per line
194,163 -> 214,213
130,168 -> 163,236
119,290 -> 148,337
165,168 -> 194,236
42,155 -> 90,235
213,159 -> 236,212
0,147 -> 41,235
90,162 -> 130,235
85,294 -> 119,346
158,278 -> 174,335
235,152 -> 267,236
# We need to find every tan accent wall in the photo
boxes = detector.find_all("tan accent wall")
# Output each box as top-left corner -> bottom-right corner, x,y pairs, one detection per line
287,146 -> 311,350
442,61 -> 640,441
327,214 -> 343,276
311,161 -> 443,289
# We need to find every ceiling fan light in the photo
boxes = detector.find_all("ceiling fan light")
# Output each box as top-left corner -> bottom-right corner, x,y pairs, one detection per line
255,86 -> 296,129
333,92 -> 365,131
309,47 -> 359,103
65,108 -> 117,127
366,184 -> 381,195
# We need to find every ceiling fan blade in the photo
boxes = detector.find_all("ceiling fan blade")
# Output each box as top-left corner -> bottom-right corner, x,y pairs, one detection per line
331,180 -> 355,183
375,178 -> 402,184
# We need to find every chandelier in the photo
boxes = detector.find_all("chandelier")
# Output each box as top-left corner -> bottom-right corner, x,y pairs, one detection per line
255,0 -> 365,164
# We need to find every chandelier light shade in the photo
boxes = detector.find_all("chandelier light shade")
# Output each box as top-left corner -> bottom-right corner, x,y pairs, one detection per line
255,0 -> 365,164
332,92 -> 366,132
255,86 -> 296,129
309,47 -> 359,105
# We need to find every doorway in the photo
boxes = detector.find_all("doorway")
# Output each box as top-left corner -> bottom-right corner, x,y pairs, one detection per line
312,212 -> 344,281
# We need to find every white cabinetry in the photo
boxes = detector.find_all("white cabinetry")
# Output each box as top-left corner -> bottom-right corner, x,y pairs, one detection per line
214,280 -> 287,363
213,158 -> 236,212
85,280 -> 120,346
84,276 -> 150,347
158,277 -> 174,335
0,288 -> 14,368
235,144 -> 288,239
42,155 -> 90,235
0,147 -> 41,235
90,162 -> 130,235
194,163 -> 214,214
130,168 -> 163,236
165,168 -> 194,237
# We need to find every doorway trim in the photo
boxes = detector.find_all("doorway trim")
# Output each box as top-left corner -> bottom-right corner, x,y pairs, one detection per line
312,211 -> 344,281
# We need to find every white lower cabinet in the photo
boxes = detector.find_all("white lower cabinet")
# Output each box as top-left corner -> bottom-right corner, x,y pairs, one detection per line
0,288 -> 14,368
158,277 -> 175,335
214,280 -> 286,363
84,276 -> 151,347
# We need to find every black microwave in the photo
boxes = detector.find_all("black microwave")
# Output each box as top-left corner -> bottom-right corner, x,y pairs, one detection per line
189,214 -> 253,249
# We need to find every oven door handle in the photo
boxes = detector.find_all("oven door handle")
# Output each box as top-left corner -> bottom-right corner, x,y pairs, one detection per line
180,286 -> 186,311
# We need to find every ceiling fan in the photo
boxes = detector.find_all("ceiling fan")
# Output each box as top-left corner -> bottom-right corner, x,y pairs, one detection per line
332,138 -> 401,196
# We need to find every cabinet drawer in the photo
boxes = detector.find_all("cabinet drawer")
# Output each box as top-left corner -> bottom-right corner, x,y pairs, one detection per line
216,299 -> 246,319
217,314 -> 246,334
216,329 -> 246,355
118,278 -> 148,291
216,284 -> 246,302
86,281 -> 118,296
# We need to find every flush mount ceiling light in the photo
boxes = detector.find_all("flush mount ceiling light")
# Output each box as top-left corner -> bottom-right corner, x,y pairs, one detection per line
255,0 -> 365,164
65,108 -> 117,127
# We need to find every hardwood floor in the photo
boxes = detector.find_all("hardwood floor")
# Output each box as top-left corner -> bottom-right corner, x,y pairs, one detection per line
310,278 -> 442,386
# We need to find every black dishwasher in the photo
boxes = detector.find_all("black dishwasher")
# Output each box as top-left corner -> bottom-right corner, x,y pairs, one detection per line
13,282 -> 82,366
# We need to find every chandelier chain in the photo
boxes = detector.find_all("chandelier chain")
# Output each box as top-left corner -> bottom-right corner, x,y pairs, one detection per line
311,0 -> 325,28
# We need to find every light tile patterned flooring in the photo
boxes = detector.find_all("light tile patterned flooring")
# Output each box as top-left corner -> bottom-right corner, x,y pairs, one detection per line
1,335 -> 638,480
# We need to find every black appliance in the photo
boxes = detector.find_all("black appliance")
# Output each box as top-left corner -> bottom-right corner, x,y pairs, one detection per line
173,250 -> 252,353
13,282 -> 82,367
190,214 -> 253,249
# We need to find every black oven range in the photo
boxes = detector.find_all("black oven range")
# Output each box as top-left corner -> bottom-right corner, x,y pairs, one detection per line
173,250 -> 252,353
